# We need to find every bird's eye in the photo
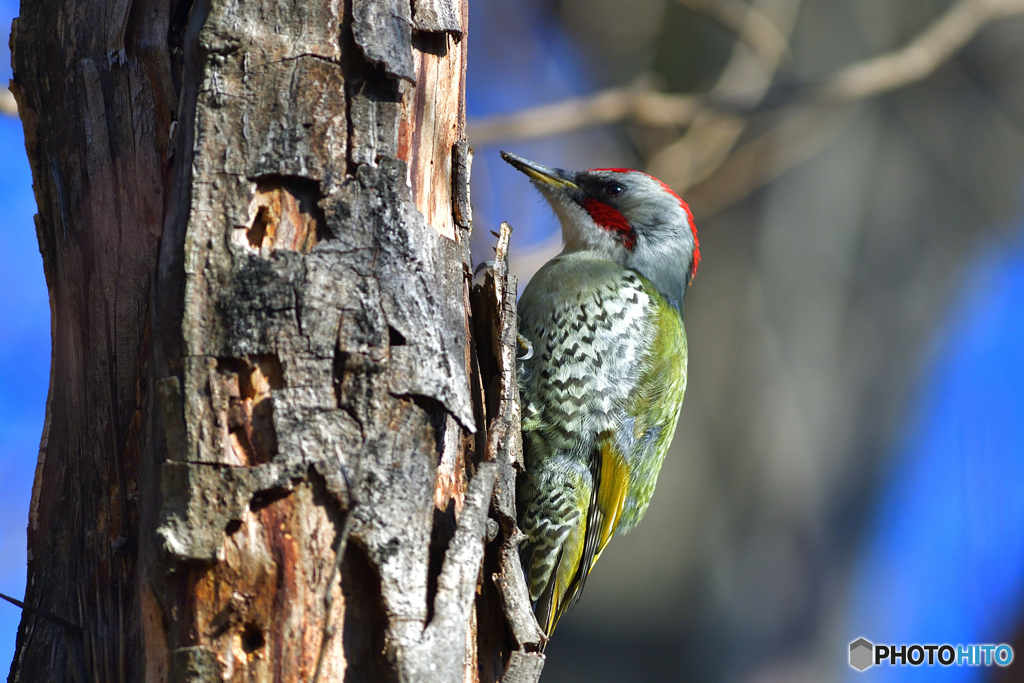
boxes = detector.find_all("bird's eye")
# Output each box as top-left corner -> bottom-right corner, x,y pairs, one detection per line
605,182 -> 625,197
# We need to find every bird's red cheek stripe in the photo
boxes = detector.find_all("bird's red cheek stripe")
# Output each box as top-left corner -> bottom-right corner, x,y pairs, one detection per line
582,198 -> 636,250
588,169 -> 700,279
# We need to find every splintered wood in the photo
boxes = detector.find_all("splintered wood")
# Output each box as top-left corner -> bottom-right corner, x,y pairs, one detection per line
471,223 -> 547,681
402,8 -> 468,242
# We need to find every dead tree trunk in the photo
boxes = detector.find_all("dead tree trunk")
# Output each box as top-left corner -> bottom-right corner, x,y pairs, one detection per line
9,0 -> 543,680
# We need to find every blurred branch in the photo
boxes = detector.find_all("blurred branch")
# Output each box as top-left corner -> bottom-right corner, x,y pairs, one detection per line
469,0 -> 798,148
685,105 -> 858,216
469,0 -> 1024,145
647,0 -> 803,190
470,0 -> 1024,218
0,88 -> 17,117
468,79 -> 703,146
677,0 -> 791,68
686,0 -> 1024,214
821,0 -> 1024,103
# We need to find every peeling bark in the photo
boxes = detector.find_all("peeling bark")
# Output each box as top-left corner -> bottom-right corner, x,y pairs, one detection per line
10,0 -> 542,681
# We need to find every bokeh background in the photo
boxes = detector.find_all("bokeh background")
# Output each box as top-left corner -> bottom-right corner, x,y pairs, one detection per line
466,0 -> 1024,681
2,0 -> 1024,680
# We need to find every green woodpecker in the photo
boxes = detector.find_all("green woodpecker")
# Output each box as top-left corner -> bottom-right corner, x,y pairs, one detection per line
502,151 -> 699,636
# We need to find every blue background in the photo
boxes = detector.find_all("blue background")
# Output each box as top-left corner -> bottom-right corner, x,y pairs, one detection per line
0,0 -> 49,667
843,244 -> 1024,681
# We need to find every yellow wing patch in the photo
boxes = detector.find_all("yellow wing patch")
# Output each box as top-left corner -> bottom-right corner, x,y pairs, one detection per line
546,516 -> 586,635
542,435 -> 632,635
593,436 -> 630,564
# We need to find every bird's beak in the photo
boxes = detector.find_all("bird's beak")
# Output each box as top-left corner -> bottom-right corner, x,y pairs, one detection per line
500,151 -> 578,189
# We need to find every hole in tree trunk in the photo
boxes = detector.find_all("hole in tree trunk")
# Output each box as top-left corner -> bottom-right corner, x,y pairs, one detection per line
241,176 -> 330,255
241,623 -> 266,653
247,206 -> 270,249
218,356 -> 281,465
250,486 -> 291,512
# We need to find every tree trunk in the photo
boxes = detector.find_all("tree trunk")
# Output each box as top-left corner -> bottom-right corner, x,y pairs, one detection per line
8,0 -> 543,680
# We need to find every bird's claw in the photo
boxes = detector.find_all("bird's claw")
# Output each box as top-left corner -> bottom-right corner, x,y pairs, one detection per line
517,334 -> 534,360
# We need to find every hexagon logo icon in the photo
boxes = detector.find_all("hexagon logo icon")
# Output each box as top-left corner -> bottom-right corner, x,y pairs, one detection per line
849,638 -> 874,671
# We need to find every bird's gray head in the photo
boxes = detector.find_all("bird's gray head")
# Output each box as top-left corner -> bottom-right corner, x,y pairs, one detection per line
501,151 -> 700,309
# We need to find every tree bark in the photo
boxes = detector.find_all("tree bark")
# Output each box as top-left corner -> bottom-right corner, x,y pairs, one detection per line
9,0 -> 543,680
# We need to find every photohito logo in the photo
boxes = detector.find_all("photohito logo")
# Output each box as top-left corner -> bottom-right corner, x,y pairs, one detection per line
849,638 -> 1014,671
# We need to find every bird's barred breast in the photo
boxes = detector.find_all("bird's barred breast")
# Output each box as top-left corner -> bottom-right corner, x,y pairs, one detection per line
518,256 -> 657,457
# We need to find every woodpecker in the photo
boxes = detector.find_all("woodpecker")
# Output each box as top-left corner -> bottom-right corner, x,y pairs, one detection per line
502,151 -> 699,636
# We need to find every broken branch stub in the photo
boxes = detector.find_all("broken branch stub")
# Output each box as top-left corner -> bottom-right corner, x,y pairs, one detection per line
471,223 -> 548,676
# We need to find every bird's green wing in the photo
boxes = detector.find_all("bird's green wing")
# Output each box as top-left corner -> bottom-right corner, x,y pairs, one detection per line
619,279 -> 688,531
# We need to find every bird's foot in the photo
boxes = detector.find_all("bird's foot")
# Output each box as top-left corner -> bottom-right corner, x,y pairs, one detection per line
517,333 -> 534,360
